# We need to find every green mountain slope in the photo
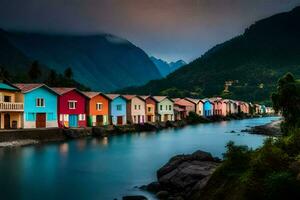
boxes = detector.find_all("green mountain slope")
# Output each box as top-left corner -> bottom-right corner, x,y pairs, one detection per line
0,30 -> 161,92
119,6 -> 300,104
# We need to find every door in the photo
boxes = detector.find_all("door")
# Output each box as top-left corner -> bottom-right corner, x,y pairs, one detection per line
96,115 -> 103,126
69,115 -> 78,128
117,116 -> 123,125
36,113 -> 46,128
4,113 -> 10,129
147,115 -> 152,122
69,114 -> 78,128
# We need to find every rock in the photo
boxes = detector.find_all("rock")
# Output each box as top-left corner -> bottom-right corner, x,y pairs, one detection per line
122,195 -> 148,200
151,150 -> 219,199
230,130 -> 236,133
146,181 -> 161,192
156,191 -> 169,199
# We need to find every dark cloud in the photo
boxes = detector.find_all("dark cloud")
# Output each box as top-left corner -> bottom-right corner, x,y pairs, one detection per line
0,0 -> 299,61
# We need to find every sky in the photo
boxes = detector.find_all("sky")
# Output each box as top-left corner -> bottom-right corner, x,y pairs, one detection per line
0,0 -> 300,62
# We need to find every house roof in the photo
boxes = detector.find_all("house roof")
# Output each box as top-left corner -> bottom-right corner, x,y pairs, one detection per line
140,95 -> 158,102
122,95 -> 145,101
51,87 -> 76,95
0,80 -> 20,91
184,97 -> 203,104
14,83 -> 58,94
105,94 -> 127,101
173,98 -> 194,107
82,92 -> 111,100
153,96 -> 173,102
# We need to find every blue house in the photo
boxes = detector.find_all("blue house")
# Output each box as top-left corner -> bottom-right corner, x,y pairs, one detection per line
106,94 -> 127,125
203,99 -> 214,117
15,84 -> 59,128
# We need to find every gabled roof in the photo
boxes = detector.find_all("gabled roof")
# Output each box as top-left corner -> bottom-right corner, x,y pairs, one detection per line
153,96 -> 174,102
173,98 -> 194,107
14,83 -> 58,95
0,80 -> 20,91
202,98 -> 214,104
184,97 -> 204,104
105,94 -> 127,101
51,87 -> 89,98
82,92 -> 111,100
122,94 -> 145,102
140,95 -> 159,102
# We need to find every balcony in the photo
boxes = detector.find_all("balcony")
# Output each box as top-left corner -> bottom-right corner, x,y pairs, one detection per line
0,102 -> 24,112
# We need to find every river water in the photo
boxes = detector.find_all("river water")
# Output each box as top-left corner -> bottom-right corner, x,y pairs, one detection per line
0,117 -> 279,200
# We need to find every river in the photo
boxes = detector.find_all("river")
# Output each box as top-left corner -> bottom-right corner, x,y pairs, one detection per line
0,117 -> 279,200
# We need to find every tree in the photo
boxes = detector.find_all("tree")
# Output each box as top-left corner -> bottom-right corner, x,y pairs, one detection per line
271,73 -> 300,133
64,67 -> 73,79
46,69 -> 58,86
28,61 -> 42,81
0,66 -> 10,80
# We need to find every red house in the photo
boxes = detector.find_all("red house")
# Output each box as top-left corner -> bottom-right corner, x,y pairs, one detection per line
51,88 -> 88,128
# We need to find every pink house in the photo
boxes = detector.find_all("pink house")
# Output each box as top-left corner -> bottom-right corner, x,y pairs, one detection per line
210,97 -> 227,116
51,88 -> 88,128
173,98 -> 196,120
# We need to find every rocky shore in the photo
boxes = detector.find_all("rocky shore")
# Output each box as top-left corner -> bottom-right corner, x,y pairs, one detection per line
247,119 -> 282,136
141,150 -> 220,200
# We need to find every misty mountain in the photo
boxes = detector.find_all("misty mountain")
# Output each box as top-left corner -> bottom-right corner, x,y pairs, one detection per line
0,30 -> 162,91
150,56 -> 186,77
119,6 -> 300,104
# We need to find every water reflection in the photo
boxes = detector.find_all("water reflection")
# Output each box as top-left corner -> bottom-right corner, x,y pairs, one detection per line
101,137 -> 109,146
76,139 -> 87,151
59,143 -> 69,156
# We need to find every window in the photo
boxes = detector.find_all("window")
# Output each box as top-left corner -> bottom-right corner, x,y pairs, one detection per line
68,101 -> 77,109
148,107 -> 151,112
79,114 -> 85,121
134,116 -> 136,122
60,114 -> 63,121
160,105 -> 163,110
169,105 -> 172,110
96,103 -> 103,110
36,98 -> 45,107
117,104 -> 122,111
134,105 -> 137,110
4,96 -> 11,102
138,105 -> 141,110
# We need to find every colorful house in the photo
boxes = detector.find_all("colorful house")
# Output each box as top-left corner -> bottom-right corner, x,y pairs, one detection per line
15,84 -> 58,128
185,98 -> 204,116
202,99 -> 214,117
123,95 -> 146,124
238,101 -> 250,114
51,88 -> 88,128
106,94 -> 127,125
140,96 -> 158,123
83,92 -> 110,126
0,80 -> 24,129
153,96 -> 174,122
225,100 -> 238,115
173,98 -> 196,120
211,98 -> 227,116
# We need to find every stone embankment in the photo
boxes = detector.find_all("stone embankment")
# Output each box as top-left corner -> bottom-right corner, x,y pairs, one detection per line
141,150 -> 220,200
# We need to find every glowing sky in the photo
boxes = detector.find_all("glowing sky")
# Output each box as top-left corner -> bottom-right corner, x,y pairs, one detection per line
0,0 -> 299,61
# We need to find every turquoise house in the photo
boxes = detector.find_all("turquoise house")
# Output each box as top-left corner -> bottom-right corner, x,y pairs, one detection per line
106,94 -> 127,125
203,99 -> 214,117
15,84 -> 59,128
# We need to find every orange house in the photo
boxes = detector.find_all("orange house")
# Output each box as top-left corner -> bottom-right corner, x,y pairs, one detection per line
83,92 -> 111,126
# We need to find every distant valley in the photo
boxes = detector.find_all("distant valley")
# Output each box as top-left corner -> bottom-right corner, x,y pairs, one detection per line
150,56 -> 186,77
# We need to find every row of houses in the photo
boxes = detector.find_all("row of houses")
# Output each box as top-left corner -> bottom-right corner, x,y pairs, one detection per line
0,80 -> 273,129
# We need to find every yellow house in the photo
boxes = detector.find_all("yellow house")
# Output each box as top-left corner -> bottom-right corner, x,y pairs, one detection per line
0,80 -> 24,129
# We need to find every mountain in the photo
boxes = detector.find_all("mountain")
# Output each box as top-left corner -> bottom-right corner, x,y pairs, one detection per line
119,6 -> 300,104
0,30 -> 161,91
150,56 -> 186,76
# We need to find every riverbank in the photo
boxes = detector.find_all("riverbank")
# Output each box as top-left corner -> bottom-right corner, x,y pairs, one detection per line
0,114 -> 274,148
247,118 -> 282,136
